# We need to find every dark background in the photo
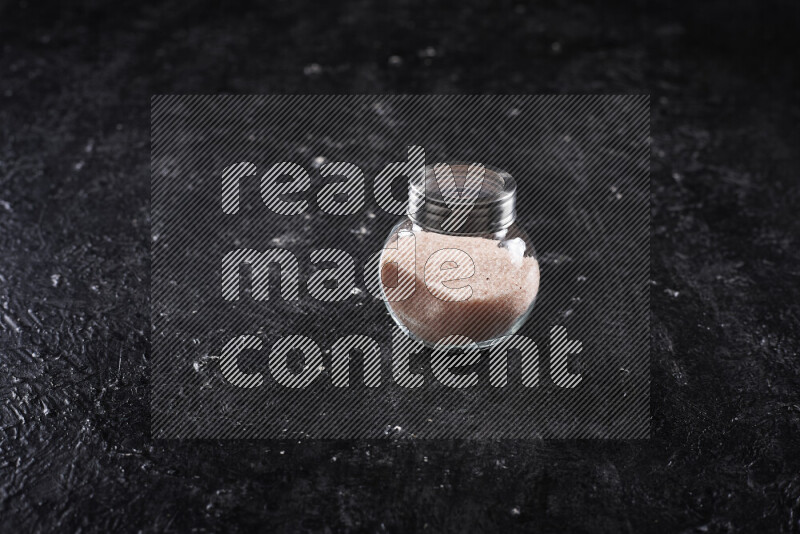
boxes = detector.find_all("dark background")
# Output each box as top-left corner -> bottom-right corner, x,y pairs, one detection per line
1,0 -> 799,531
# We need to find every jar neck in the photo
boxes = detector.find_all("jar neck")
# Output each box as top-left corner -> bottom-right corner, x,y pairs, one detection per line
410,222 -> 510,240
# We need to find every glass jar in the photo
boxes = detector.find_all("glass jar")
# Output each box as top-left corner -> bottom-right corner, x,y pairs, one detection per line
378,163 -> 540,348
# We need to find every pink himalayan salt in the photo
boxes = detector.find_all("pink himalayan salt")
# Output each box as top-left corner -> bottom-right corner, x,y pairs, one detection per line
380,230 -> 540,344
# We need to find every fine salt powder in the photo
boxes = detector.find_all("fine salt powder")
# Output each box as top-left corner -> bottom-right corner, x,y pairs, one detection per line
381,229 -> 540,344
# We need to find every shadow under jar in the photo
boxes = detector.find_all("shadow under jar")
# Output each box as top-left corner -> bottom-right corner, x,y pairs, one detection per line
379,163 -> 540,349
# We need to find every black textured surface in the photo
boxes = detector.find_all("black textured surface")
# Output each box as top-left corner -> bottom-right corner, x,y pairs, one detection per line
1,0 -> 799,531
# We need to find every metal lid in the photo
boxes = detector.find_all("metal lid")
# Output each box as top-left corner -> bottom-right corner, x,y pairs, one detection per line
408,163 -> 517,235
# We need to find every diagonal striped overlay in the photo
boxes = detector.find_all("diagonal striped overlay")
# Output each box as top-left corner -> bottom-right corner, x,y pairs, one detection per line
151,95 -> 650,439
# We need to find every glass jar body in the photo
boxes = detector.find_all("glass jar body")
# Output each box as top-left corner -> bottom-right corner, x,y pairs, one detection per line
379,218 -> 540,348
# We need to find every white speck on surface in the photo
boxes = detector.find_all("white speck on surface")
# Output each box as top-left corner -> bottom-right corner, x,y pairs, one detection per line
303,63 -> 322,76
73,160 -> 85,171
350,287 -> 362,295
372,101 -> 388,115
0,200 -> 12,212
388,55 -> 403,66
665,288 -> 680,298
50,274 -> 61,287
510,506 -> 521,516
540,251 -> 573,265
350,225 -> 369,237
417,46 -> 437,58
312,156 -> 326,168
3,313 -> 21,333
577,275 -> 587,282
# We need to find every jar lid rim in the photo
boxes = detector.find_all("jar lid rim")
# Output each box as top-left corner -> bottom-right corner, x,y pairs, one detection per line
407,162 -> 517,234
